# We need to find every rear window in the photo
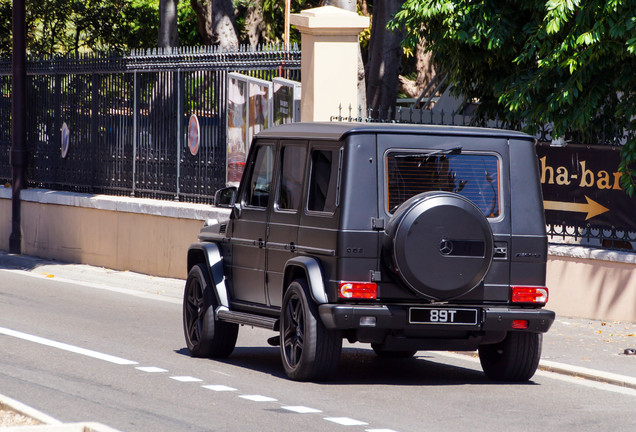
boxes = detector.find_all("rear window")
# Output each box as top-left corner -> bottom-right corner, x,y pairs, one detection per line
386,151 -> 500,218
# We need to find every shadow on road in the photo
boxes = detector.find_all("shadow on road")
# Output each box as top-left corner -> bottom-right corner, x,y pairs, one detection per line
175,345 -> 539,386
0,252 -> 63,272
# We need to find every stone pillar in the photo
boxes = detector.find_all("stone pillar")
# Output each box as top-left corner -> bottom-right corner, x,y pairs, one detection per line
290,6 -> 369,122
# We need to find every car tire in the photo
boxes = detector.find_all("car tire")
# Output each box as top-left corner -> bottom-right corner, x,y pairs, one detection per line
183,263 -> 238,358
478,332 -> 542,381
280,279 -> 342,381
371,344 -> 417,359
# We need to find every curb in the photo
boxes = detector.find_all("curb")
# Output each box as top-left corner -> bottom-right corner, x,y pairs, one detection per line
437,351 -> 636,390
538,360 -> 636,390
0,394 -> 120,432
3,423 -> 122,432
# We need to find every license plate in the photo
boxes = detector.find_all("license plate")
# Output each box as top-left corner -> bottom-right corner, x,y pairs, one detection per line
410,308 -> 479,325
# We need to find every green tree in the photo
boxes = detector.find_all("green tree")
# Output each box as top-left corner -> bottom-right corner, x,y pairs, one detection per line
0,0 -> 163,55
391,0 -> 636,194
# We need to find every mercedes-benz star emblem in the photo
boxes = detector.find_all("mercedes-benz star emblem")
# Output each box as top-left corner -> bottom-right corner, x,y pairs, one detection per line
439,239 -> 454,255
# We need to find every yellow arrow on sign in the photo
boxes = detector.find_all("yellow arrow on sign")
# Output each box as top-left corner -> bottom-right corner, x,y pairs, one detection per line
543,196 -> 609,220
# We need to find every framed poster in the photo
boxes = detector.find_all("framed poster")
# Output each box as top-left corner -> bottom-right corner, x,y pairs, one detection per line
247,77 -> 273,144
227,73 -> 249,185
226,73 -> 273,186
273,78 -> 301,125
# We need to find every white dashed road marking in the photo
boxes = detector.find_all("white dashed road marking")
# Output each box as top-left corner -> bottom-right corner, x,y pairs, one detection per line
239,395 -> 278,402
169,376 -> 203,383
281,406 -> 322,414
0,327 -> 137,365
2,326 -> 398,430
325,417 -> 369,426
136,366 -> 168,373
202,384 -> 237,392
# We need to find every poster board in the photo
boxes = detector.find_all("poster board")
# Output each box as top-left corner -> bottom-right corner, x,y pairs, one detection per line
273,77 -> 301,125
227,73 -> 273,185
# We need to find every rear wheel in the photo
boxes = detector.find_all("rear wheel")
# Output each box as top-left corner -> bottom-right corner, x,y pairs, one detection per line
183,263 -> 238,358
478,332 -> 542,381
280,279 -> 342,381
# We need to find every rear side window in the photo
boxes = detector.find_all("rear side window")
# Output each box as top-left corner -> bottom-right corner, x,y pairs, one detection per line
277,145 -> 306,211
386,152 -> 500,218
245,145 -> 275,208
307,148 -> 340,213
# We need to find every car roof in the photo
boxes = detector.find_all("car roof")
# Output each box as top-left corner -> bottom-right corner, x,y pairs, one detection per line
256,122 -> 535,142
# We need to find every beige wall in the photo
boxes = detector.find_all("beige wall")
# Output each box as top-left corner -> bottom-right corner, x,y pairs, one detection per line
547,254 -> 636,322
0,189 -> 227,279
0,197 -> 9,250
18,201 -> 202,279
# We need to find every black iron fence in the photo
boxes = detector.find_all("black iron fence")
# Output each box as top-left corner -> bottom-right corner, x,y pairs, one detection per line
0,45 -> 301,203
331,103 -> 631,146
332,104 -> 636,251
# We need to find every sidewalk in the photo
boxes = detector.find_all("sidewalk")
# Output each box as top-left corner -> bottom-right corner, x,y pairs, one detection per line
0,251 -> 635,429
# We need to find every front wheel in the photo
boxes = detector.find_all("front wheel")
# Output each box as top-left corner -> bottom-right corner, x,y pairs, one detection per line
478,332 -> 542,382
280,279 -> 342,381
183,263 -> 238,358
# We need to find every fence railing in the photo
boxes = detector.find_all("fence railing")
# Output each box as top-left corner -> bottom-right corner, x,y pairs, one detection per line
0,45 -> 301,203
331,104 -> 636,251
332,103 -> 631,146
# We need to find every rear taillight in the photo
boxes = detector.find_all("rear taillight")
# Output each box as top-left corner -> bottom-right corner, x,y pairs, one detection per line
511,286 -> 549,304
339,282 -> 377,299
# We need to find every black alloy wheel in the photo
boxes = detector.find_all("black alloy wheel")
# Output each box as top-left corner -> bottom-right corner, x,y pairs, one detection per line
183,263 -> 238,358
280,279 -> 341,381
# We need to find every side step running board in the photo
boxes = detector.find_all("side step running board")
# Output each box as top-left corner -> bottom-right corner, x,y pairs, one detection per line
216,308 -> 279,331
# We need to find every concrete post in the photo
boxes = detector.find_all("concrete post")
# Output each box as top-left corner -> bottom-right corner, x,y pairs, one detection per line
290,6 -> 369,122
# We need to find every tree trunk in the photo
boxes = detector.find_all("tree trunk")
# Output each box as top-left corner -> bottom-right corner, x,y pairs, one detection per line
244,1 -> 264,48
191,0 -> 239,50
398,41 -> 436,99
366,0 -> 405,119
322,0 -> 367,111
190,0 -> 214,45
213,0 -> 239,50
158,0 -> 179,49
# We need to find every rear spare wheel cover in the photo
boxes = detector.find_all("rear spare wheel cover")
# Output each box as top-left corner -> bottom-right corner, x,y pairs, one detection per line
388,192 -> 494,300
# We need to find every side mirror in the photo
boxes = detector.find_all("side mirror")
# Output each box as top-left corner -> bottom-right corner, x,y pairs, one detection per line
214,186 -> 237,208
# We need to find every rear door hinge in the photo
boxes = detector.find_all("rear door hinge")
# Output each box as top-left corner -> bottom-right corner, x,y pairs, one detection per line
371,217 -> 385,231
369,270 -> 382,282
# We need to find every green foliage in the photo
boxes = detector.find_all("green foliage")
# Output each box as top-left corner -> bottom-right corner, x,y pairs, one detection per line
260,0 -> 322,45
177,1 -> 203,47
391,0 -> 636,193
0,0 -> 162,55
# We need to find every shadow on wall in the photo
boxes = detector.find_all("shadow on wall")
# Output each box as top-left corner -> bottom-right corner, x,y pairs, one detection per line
547,255 -> 636,322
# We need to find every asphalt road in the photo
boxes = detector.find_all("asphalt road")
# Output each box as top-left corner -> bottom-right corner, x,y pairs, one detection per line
1,265 -> 635,432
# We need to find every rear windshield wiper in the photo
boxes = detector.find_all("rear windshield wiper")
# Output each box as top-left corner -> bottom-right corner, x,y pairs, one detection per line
393,146 -> 463,159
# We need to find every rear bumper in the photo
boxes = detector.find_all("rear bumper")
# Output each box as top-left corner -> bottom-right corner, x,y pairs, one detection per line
318,304 -> 555,334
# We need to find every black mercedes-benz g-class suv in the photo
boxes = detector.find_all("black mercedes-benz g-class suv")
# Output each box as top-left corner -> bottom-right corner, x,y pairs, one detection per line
183,122 -> 555,382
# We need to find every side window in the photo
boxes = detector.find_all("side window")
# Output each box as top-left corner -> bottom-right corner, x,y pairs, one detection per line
277,145 -> 307,211
307,148 -> 340,213
245,145 -> 274,208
